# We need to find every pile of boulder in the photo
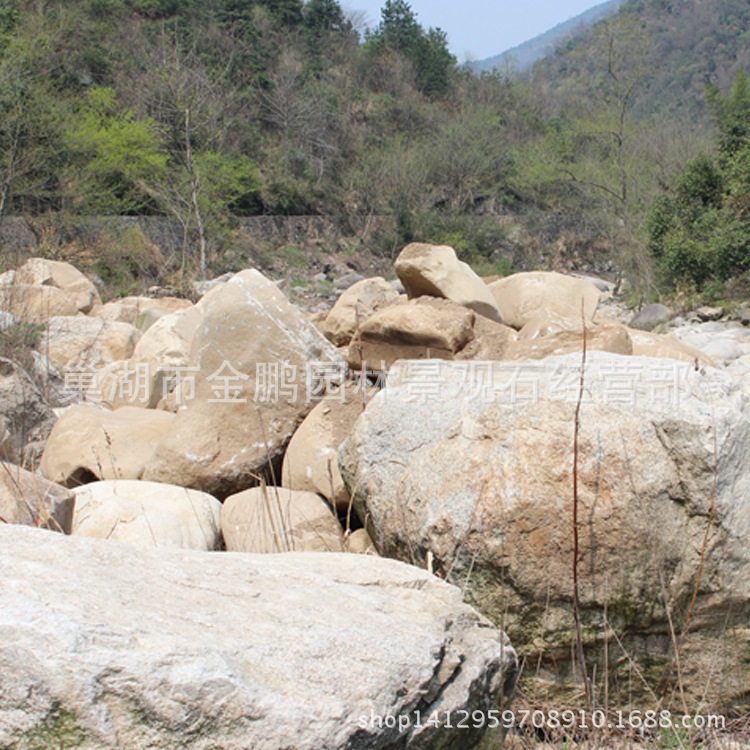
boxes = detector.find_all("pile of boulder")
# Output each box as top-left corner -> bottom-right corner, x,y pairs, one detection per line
1,242 -> 749,744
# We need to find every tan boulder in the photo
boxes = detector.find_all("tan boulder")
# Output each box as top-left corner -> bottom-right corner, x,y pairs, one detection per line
143,270 -> 341,497
94,296 -> 192,326
43,315 -> 141,372
504,311 -> 633,360
15,257 -> 101,314
0,284 -> 77,323
0,461 -> 75,533
90,306 -> 204,410
72,479 -> 221,550
221,486 -> 343,553
281,387 -> 375,511
488,271 -> 601,330
321,277 -> 402,346
347,296 -> 475,370
629,329 -> 715,366
40,406 -> 175,486
394,243 -> 503,323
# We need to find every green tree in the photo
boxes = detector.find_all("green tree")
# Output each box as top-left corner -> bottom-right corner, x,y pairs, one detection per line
64,86 -> 167,214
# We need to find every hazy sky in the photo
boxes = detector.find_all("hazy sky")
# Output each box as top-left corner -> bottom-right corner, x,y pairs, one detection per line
343,0 -> 607,62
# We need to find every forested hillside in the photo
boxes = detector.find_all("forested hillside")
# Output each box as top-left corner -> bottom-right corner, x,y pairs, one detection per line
0,0 -> 748,296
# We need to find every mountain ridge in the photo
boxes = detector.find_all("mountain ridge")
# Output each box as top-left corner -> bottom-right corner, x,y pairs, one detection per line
470,0 -> 624,73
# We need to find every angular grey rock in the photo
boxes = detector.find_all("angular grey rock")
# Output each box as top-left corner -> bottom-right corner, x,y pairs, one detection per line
339,354 -> 750,707
0,525 -> 518,750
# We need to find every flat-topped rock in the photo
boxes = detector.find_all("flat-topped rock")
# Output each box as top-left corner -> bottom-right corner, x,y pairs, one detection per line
0,525 -> 518,750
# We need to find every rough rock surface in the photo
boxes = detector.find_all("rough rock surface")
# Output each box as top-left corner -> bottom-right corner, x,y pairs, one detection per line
0,372 -> 56,466
347,296 -> 475,370
0,525 -> 518,750
394,243 -> 503,323
0,462 -> 75,533
221,486 -> 344,552
282,388 -> 374,510
143,269 -> 341,497
92,306 -> 204,410
0,283 -> 78,323
72,479 -> 222,550
339,355 -> 750,707
322,276 -> 402,346
488,271 -> 601,330
15,257 -> 101,314
504,313 -> 633,360
43,315 -> 141,371
40,406 -> 174,486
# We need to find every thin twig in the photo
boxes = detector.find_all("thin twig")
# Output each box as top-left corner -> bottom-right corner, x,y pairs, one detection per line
573,297 -> 592,709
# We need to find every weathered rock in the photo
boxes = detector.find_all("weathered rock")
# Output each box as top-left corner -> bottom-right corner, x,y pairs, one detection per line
0,525 -> 517,750
629,329 -> 715,366
0,283 -> 77,323
503,312 -> 633,360
71,479 -> 221,550
222,486 -> 343,553
15,257 -> 101,314
282,389 -> 374,510
43,315 -> 141,372
696,305 -> 725,322
339,355 -> 750,708
347,297 -> 476,370
40,406 -> 174,486
394,243 -> 504,323
92,306 -> 204,410
628,302 -> 675,331
322,277 -> 402,346
0,461 -> 74,532
487,271 -> 601,330
94,295 -> 192,326
453,315 -> 518,361
0,372 -> 56,467
669,320 -> 750,367
144,270 -> 341,497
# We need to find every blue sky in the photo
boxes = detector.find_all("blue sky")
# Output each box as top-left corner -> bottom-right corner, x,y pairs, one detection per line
343,0 -> 608,62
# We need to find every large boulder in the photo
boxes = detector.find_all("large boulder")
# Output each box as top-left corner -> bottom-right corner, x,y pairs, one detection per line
15,257 -> 101,314
339,355 -> 750,708
221,486 -> 344,552
43,315 -> 141,372
143,270 -> 341,497
72,479 -> 222,550
282,388 -> 374,510
487,271 -> 601,330
0,525 -> 518,750
322,277 -> 402,346
0,371 -> 56,467
91,305 -> 204,410
0,462 -> 75,533
0,283 -> 77,323
347,296 -> 475,371
40,406 -> 174,486
394,243 -> 504,323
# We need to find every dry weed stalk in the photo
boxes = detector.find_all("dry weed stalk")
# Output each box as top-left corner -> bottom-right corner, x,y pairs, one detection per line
572,298 -> 592,709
